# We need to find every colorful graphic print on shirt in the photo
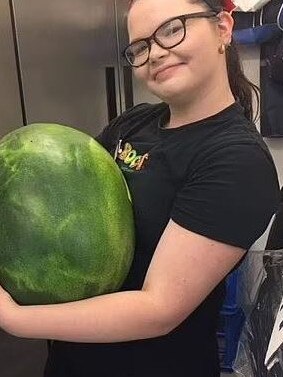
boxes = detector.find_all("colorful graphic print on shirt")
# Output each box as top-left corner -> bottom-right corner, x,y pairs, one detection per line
117,141 -> 149,171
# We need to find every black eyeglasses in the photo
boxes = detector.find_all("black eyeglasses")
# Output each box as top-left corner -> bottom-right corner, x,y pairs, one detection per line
123,11 -> 218,68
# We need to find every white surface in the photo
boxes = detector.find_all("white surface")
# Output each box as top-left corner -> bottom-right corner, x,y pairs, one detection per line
240,45 -> 283,188
233,0 -> 271,12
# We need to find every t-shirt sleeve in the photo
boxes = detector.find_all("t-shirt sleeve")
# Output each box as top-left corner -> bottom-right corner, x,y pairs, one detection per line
171,144 -> 280,250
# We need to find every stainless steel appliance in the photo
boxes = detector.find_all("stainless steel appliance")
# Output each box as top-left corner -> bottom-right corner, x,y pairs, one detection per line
0,1 -> 159,376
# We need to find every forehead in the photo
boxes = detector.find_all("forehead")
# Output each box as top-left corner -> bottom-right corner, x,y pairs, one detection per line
128,0 -> 206,39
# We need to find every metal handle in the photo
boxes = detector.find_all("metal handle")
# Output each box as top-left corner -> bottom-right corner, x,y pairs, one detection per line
105,66 -> 118,122
123,66 -> 134,110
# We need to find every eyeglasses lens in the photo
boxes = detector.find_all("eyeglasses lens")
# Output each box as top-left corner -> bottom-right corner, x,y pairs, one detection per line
126,40 -> 149,67
156,18 -> 185,48
125,18 -> 185,67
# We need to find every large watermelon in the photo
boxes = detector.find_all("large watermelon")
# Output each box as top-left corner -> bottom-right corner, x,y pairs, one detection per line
0,124 -> 135,305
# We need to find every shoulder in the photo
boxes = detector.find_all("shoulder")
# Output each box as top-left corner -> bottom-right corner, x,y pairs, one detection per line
111,102 -> 166,129
118,102 -> 166,134
192,112 -> 276,172
200,141 -> 276,174
95,102 -> 165,151
190,139 -> 279,213
172,138 -> 280,249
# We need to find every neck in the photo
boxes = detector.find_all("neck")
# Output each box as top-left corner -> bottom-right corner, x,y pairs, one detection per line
167,79 -> 235,128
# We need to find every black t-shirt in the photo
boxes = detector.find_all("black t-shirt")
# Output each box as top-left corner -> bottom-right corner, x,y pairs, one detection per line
44,102 -> 280,377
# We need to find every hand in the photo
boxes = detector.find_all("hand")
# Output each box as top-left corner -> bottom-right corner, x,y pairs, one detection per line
0,285 -> 19,335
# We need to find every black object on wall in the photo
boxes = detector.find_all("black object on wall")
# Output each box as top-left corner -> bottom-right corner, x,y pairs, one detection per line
105,67 -> 118,122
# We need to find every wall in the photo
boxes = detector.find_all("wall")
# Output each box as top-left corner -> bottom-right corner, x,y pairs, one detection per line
240,45 -> 283,249
240,45 -> 283,187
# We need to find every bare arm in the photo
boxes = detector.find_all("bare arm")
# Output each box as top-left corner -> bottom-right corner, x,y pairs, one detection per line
0,220 -> 245,342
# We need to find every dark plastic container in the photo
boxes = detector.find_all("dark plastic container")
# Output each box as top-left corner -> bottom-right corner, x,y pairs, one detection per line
222,269 -> 240,313
217,308 -> 245,372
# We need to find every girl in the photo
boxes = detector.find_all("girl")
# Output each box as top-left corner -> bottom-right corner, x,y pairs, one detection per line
0,0 -> 280,376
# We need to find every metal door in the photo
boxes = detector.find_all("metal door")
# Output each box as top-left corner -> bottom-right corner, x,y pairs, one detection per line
13,0 -> 120,136
0,0 -> 23,137
0,3 -> 48,377
0,2 -> 121,377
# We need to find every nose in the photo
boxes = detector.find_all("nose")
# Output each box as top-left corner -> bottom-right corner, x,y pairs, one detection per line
148,40 -> 169,64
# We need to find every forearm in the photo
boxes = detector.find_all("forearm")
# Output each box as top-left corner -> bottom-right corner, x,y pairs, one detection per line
10,290 -> 172,342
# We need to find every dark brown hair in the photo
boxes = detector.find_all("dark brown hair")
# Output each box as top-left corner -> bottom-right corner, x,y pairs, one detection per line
226,41 -> 260,122
128,0 -> 260,122
202,0 -> 260,122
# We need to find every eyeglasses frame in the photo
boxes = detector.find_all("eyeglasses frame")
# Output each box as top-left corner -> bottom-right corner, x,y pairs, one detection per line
123,10 -> 219,68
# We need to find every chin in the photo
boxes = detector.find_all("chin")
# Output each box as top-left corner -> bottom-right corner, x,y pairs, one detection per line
148,79 -> 194,103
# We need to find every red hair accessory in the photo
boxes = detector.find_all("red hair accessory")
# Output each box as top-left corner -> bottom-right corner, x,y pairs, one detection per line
222,0 -> 236,12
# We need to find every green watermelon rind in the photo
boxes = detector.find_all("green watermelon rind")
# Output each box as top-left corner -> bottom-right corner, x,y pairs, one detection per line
0,123 -> 135,305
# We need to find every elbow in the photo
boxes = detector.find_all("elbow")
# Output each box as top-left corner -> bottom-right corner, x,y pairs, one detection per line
153,318 -> 184,338
142,291 -> 192,339
150,308 -> 188,338
160,316 -> 186,336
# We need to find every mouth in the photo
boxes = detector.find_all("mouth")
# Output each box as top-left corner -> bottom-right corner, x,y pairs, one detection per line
153,63 -> 185,81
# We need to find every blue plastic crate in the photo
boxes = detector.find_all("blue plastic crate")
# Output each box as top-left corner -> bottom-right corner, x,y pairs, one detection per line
222,269 -> 240,313
217,308 -> 245,373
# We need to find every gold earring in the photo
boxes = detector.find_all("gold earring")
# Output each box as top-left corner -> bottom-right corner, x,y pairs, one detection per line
219,44 -> 226,54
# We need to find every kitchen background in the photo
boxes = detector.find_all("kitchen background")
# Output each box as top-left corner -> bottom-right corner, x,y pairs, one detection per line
0,0 -> 282,375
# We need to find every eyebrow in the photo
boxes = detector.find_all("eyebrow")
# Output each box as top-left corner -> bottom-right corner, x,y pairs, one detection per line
129,14 -> 178,44
128,11 -> 217,44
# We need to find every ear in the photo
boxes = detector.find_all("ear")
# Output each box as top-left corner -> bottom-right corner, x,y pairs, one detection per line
216,11 -> 234,45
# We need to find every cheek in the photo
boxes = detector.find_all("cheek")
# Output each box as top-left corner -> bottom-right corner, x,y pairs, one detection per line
183,35 -> 214,59
133,66 -> 149,83
180,38 -> 219,77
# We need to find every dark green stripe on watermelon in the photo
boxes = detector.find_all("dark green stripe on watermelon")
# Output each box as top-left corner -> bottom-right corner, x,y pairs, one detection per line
0,124 -> 135,305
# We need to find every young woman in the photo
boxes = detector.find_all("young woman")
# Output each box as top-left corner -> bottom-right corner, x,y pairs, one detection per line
0,0 -> 280,376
